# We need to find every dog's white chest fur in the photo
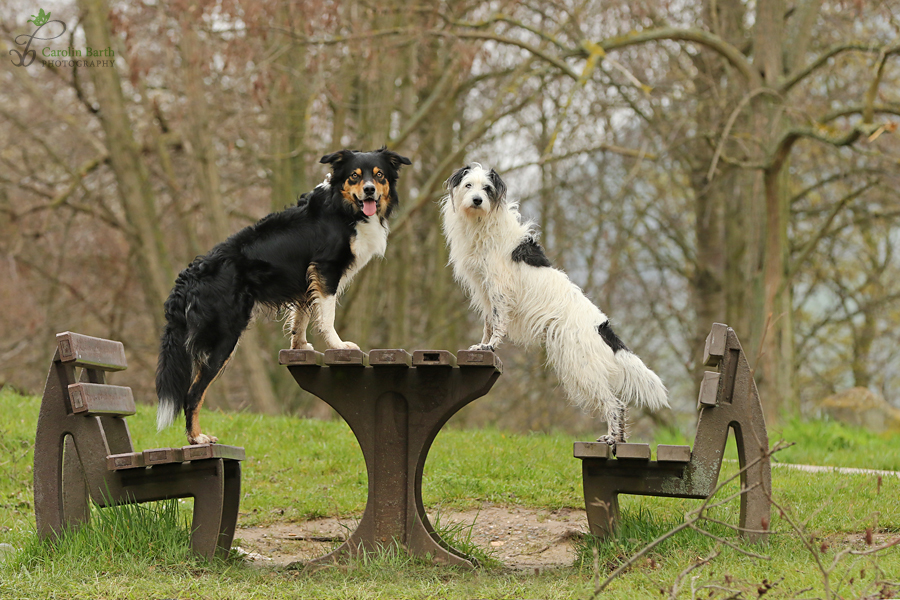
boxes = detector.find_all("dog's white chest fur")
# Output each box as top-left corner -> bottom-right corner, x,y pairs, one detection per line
340,218 -> 388,295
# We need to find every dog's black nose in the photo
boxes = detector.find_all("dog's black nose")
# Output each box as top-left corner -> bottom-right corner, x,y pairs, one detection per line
363,183 -> 376,196
472,196 -> 482,206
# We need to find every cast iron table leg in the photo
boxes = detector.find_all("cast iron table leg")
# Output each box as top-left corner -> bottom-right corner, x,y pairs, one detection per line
281,348 -> 501,567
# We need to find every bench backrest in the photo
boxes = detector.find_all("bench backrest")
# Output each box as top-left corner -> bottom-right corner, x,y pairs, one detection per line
41,332 -> 137,466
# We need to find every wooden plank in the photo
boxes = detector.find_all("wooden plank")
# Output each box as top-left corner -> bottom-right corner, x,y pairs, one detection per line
107,452 -> 146,470
57,332 -> 127,371
573,441 -> 611,459
412,350 -> 456,367
143,447 -> 183,465
657,445 -> 692,463
324,348 -> 367,366
457,350 -> 502,372
278,349 -> 324,366
697,371 -> 721,409
181,444 -> 245,462
67,383 -> 135,416
703,323 -> 729,367
107,444 -> 245,471
369,349 -> 412,367
615,443 -> 651,460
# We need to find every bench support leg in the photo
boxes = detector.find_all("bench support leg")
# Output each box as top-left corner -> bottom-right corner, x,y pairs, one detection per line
116,461 -> 227,560
582,474 -> 620,539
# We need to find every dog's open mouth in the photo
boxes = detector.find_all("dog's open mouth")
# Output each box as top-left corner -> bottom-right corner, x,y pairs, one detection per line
358,197 -> 378,217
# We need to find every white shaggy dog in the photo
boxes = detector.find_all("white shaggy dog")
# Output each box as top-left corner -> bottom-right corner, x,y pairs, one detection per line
440,164 -> 669,446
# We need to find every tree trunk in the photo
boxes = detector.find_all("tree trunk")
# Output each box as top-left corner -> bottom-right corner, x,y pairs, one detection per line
753,0 -> 795,424
688,0 -> 745,388
758,160 -> 796,422
78,0 -> 173,328
689,0 -> 797,424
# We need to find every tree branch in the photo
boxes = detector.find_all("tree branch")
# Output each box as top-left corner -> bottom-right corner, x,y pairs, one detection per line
270,25 -> 417,46
390,59 -> 461,149
769,122 -> 886,174
783,182 -> 876,295
780,43 -> 900,94
432,29 -> 579,79
580,27 -> 760,87
820,103 -> 900,123
707,87 -> 782,181
442,12 -> 572,55
50,154 -> 108,208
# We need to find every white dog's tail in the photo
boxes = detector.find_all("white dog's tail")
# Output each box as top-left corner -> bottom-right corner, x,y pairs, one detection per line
613,350 -> 669,411
598,320 -> 669,411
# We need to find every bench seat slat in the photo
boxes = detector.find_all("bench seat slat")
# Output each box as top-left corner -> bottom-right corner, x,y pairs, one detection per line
412,350 -> 456,367
278,349 -> 324,366
181,444 -> 245,462
67,383 -> 135,416
615,443 -> 652,460
107,444 -> 246,471
657,445 -> 692,463
324,348 -> 367,366
574,441 -> 611,459
369,349 -> 412,366
457,349 -> 502,372
57,332 -> 127,371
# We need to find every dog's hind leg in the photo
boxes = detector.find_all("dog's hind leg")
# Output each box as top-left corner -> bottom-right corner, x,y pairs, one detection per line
597,399 -> 627,449
184,341 -> 237,445
287,304 -> 313,350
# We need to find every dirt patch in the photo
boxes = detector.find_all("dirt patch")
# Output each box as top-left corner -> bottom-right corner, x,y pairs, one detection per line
233,506 -> 588,571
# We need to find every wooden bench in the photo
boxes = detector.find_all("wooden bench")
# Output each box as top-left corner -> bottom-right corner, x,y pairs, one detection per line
574,323 -> 772,542
33,332 -> 245,559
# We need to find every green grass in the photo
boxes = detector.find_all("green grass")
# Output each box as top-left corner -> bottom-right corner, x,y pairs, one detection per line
771,418 -> 900,471
11,499 -> 193,572
1,387 -> 898,599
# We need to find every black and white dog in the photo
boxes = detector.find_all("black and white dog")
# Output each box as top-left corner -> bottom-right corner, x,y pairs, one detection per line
157,147 -> 411,444
440,163 -> 668,446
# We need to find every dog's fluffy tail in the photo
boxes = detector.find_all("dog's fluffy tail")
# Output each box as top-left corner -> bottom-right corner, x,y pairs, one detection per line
156,278 -> 192,432
598,319 -> 668,411
548,318 -> 669,415
613,349 -> 669,411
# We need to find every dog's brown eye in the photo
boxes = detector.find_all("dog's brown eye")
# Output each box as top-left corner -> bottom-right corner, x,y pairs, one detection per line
350,173 -> 360,182
375,172 -> 385,181
465,183 -> 472,189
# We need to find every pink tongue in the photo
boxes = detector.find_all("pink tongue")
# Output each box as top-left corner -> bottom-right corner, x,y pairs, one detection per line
363,199 -> 377,216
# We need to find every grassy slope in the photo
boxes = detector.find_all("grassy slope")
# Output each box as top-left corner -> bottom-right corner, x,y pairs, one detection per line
1,388 -> 898,599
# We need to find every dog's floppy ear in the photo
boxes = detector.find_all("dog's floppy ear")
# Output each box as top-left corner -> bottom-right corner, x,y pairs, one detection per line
445,165 -> 471,191
320,149 -> 355,165
487,168 -> 507,202
378,146 -> 412,170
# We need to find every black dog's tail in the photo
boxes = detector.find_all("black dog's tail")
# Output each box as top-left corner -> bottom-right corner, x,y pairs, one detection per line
156,276 -> 193,432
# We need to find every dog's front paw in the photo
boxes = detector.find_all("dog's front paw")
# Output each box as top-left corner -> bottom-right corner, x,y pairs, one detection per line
336,341 -> 360,351
189,433 -> 218,445
291,341 -> 315,351
468,343 -> 495,352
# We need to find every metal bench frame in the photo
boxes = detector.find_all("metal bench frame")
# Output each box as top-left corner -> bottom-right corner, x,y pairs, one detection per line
33,332 -> 245,559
